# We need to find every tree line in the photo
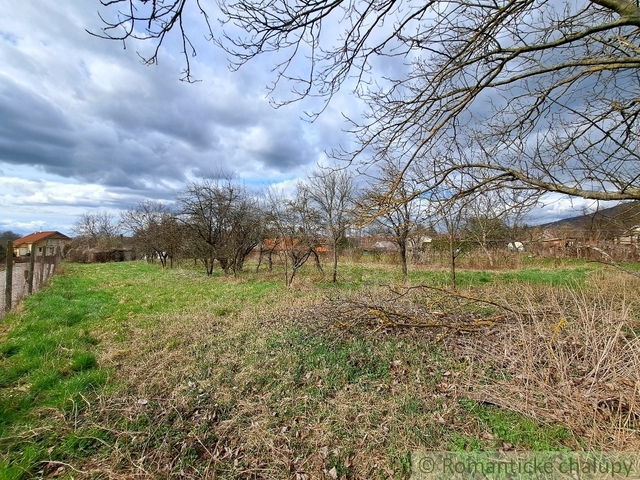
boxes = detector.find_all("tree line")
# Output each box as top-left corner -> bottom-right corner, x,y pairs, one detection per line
70,167 -> 537,286
0,231 -> 21,260
86,0 -> 640,287
71,169 -> 356,286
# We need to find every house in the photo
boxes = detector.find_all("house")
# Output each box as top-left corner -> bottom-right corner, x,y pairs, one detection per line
253,238 -> 329,254
370,240 -> 398,252
617,225 -> 640,245
12,231 -> 71,257
537,229 -> 577,253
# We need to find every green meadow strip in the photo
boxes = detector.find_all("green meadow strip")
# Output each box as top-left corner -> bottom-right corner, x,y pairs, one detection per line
0,266 -> 116,479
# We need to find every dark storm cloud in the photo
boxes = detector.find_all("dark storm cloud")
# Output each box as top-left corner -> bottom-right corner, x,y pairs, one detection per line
261,135 -> 314,170
0,2 -> 330,192
0,76 -> 76,165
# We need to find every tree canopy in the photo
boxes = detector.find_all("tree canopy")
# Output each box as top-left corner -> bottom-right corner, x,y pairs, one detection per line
95,0 -> 640,201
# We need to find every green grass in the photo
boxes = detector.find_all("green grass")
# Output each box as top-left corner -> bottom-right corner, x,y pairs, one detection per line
0,259 -> 614,478
0,271 -> 117,479
498,268 -> 589,287
287,332 -> 392,388
406,266 -> 592,288
0,261 -> 289,478
455,399 -> 571,451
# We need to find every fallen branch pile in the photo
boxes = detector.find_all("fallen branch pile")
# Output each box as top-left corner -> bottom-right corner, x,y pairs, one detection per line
307,280 -> 640,449
312,284 -> 519,340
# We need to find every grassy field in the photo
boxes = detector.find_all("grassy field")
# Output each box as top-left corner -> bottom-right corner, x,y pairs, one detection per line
0,258 -> 638,478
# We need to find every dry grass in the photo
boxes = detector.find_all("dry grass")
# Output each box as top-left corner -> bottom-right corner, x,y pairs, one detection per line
76,291 -> 444,478
455,272 -> 640,450
295,269 -> 640,451
8,261 -> 638,478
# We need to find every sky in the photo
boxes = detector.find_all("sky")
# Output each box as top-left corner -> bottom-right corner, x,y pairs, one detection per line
0,1 -> 606,237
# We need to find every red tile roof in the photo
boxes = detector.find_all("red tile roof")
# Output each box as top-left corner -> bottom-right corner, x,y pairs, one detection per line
13,231 -> 71,247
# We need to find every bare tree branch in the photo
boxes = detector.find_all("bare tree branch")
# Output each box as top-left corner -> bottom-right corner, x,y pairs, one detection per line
94,0 -> 640,200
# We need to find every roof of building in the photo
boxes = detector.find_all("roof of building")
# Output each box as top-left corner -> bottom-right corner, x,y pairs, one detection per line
13,231 -> 71,247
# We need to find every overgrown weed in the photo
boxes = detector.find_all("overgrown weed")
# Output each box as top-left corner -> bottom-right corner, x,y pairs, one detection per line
454,273 -> 640,450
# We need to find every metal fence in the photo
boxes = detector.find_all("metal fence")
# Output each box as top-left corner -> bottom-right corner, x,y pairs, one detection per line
1,241 -> 61,319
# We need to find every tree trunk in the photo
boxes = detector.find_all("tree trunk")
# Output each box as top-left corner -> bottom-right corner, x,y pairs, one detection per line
256,246 -> 264,272
332,241 -> 338,283
400,242 -> 408,283
449,234 -> 457,291
480,244 -> 494,268
311,248 -> 323,273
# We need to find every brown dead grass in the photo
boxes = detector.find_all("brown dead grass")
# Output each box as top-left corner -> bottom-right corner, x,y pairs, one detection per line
296,270 -> 640,451
80,291 -> 450,478
70,267 -> 640,478
455,273 -> 640,450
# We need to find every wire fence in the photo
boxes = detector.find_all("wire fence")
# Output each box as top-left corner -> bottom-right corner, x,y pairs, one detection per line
1,241 -> 61,319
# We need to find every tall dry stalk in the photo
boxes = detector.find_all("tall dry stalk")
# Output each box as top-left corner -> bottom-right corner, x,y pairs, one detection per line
462,275 -> 640,449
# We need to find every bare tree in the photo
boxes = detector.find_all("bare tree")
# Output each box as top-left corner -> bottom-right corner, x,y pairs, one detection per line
72,211 -> 122,250
265,186 -> 323,287
254,210 -> 281,273
302,167 -> 356,283
0,231 -> 20,259
459,191 -> 536,267
461,213 -> 509,269
216,192 -> 264,275
358,158 -> 426,282
436,198 -> 466,291
120,201 -> 182,268
0,231 -> 21,243
176,175 -> 262,275
175,179 -> 218,274
95,0 -> 640,203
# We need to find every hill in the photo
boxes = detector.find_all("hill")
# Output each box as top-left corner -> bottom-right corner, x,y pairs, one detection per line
538,201 -> 640,237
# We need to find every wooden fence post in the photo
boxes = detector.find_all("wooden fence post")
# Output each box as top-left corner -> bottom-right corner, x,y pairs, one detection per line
38,252 -> 45,289
28,243 -> 36,294
55,246 -> 61,271
4,240 -> 13,313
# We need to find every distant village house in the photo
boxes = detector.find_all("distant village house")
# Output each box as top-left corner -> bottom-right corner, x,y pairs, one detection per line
617,225 -> 640,245
12,231 -> 71,257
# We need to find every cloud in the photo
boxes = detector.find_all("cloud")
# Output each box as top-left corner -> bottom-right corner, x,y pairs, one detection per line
1,177 -> 130,208
0,1 -> 600,234
524,195 -> 621,225
0,1 -> 347,232
0,75 -> 76,165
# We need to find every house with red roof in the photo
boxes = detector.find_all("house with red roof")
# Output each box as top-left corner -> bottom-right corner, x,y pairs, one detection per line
12,231 -> 71,257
